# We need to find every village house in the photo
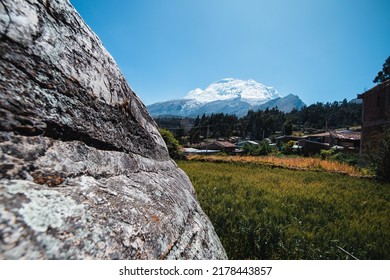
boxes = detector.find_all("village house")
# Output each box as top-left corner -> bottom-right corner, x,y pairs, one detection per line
297,139 -> 329,156
329,130 -> 361,150
236,140 -> 260,147
181,147 -> 220,155
275,135 -> 305,147
298,130 -> 361,156
358,79 -> 390,158
275,129 -> 361,156
305,132 -> 331,144
198,140 -> 238,154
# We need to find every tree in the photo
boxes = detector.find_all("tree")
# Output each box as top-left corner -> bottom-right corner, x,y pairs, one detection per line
282,140 -> 296,155
283,120 -> 293,135
373,56 -> 390,84
159,128 -> 184,160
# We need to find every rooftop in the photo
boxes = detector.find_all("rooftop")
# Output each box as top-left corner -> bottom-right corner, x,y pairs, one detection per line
358,79 -> 390,98
331,130 -> 361,141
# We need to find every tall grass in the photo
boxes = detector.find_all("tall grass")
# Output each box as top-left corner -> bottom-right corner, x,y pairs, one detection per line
187,154 -> 370,176
178,160 -> 390,259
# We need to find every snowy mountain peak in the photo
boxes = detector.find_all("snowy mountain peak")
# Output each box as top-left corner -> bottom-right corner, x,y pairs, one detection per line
146,78 -> 305,117
185,78 -> 281,105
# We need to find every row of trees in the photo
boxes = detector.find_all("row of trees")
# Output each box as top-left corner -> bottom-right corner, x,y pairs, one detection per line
182,99 -> 362,143
288,99 -> 362,129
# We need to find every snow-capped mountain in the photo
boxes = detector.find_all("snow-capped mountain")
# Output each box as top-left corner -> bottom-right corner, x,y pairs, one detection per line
147,78 -> 305,117
185,78 -> 281,105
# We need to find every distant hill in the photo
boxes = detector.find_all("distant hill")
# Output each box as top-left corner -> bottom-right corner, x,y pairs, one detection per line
254,93 -> 306,112
147,78 -> 306,117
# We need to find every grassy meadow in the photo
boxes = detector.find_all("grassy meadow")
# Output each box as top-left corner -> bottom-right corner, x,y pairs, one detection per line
177,159 -> 390,260
187,154 -> 370,176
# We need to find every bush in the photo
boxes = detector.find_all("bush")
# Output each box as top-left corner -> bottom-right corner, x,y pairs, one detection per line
375,128 -> 390,181
320,149 -> 334,160
282,140 -> 296,155
159,128 -> 185,160
243,141 -> 273,156
258,141 -> 273,156
336,153 -> 359,166
319,149 -> 359,166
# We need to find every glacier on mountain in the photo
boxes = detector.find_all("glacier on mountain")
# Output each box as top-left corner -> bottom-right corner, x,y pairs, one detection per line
185,78 -> 281,105
147,78 -> 305,117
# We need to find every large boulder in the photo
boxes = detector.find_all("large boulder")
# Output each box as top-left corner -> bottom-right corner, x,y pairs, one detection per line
0,0 -> 227,259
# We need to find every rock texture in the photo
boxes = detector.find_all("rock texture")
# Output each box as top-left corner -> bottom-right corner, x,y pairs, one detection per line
0,0 -> 227,259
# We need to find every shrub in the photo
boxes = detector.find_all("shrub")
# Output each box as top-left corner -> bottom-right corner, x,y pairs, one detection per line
159,128 -> 185,160
258,141 -> 273,156
319,149 -> 359,166
282,140 -> 296,155
242,143 -> 258,155
320,149 -> 334,160
243,141 -> 273,156
375,128 -> 390,181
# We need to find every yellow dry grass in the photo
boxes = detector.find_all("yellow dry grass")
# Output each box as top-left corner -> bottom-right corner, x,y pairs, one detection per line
187,154 -> 367,177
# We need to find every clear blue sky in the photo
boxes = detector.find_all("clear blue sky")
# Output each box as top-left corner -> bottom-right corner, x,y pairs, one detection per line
70,0 -> 389,106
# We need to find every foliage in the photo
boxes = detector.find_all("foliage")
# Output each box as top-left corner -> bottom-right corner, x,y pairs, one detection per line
154,117 -> 193,145
287,99 -> 362,130
159,128 -> 184,159
283,120 -> 293,135
319,149 -> 359,166
178,160 -> 390,259
373,56 -> 390,84
374,127 -> 390,182
242,143 -> 258,155
242,141 -> 273,156
282,140 -> 296,155
319,149 -> 334,160
189,113 -> 240,143
158,101 -> 362,142
243,108 -> 286,140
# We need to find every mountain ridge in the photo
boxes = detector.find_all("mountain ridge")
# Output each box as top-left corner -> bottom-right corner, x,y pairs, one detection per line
185,78 -> 281,105
147,78 -> 306,117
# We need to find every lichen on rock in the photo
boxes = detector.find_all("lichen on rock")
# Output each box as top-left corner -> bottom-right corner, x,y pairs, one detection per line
0,0 -> 227,259
5,180 -> 83,233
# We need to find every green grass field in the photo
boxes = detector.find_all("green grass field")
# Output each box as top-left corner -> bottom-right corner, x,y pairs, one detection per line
177,160 -> 390,260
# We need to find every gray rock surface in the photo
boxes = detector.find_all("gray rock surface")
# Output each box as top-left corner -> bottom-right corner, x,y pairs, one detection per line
0,0 -> 227,259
